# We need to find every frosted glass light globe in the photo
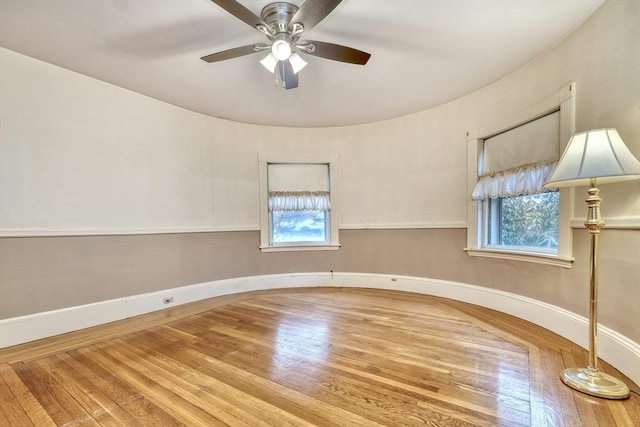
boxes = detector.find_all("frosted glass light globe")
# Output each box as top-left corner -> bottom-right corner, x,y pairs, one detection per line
272,39 -> 292,61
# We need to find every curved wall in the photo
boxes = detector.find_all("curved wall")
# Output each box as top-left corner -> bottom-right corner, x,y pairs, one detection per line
1,0 -> 638,356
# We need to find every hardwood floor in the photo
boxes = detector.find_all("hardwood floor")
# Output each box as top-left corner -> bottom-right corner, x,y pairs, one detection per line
1,288 -> 638,426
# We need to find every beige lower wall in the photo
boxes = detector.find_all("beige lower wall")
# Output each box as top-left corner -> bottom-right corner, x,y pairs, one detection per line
2,228 -> 638,342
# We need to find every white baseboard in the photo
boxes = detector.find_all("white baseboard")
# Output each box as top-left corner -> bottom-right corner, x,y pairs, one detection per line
1,272 -> 638,386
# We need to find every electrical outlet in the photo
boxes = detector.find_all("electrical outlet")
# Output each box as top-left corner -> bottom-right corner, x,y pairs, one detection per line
163,297 -> 174,304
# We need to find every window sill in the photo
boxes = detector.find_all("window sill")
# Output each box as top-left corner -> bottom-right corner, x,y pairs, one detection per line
464,247 -> 574,268
260,244 -> 341,253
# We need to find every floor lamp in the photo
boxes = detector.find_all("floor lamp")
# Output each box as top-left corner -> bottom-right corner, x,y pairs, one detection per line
544,128 -> 640,399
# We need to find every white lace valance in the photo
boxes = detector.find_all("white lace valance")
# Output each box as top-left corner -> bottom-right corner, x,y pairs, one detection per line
472,161 -> 558,200
269,191 -> 331,211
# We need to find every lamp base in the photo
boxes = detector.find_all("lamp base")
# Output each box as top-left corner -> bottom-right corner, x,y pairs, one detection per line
561,367 -> 630,399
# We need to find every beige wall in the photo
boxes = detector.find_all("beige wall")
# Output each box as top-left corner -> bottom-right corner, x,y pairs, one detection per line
1,1 -> 638,343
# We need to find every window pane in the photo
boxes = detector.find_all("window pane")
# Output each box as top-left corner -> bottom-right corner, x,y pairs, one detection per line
489,191 -> 559,249
271,210 -> 327,243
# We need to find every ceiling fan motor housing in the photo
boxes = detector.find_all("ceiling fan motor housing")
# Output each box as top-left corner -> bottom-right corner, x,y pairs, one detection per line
261,2 -> 299,34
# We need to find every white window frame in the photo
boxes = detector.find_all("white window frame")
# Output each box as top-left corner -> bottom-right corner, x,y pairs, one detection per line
465,83 -> 576,268
258,153 -> 340,252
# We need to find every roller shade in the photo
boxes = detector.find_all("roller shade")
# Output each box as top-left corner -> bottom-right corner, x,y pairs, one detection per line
482,111 -> 560,175
268,163 -> 329,192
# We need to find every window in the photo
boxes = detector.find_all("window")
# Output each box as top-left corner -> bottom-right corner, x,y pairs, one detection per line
486,191 -> 559,251
268,163 -> 330,244
259,154 -> 339,251
271,207 -> 328,243
475,111 -> 561,253
466,83 -> 575,267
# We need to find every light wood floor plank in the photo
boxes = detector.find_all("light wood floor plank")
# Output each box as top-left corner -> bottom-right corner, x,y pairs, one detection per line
78,343 -> 228,427
61,350 -> 186,426
110,335 -> 313,427
179,345 -> 386,426
0,365 -> 34,426
0,287 -> 638,426
12,361 -> 101,426
37,355 -> 143,426
0,363 -> 56,427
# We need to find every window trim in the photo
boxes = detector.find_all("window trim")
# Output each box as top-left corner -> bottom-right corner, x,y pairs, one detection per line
465,83 -> 576,268
258,153 -> 340,252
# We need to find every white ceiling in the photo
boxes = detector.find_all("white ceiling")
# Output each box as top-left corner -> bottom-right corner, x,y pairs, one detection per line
0,0 -> 603,127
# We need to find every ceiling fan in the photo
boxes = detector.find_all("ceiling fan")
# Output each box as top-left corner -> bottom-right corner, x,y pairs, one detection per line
201,0 -> 371,89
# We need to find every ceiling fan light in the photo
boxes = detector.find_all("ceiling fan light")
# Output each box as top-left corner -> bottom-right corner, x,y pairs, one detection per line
271,39 -> 292,61
260,53 -> 278,73
289,53 -> 307,74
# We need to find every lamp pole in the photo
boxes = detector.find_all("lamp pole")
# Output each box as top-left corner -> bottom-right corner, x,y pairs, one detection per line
585,178 -> 603,372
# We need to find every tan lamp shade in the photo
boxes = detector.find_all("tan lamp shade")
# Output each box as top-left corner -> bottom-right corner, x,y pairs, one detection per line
544,128 -> 640,188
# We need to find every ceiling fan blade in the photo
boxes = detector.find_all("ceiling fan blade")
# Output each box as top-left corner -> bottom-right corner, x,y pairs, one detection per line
278,61 -> 298,90
289,0 -> 342,32
210,0 -> 269,33
200,44 -> 260,63
304,40 -> 371,65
